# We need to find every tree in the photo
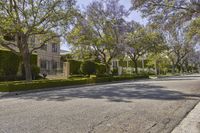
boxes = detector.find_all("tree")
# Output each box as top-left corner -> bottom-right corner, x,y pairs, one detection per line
0,0 -> 75,81
125,22 -> 165,74
147,52 -> 171,75
131,0 -> 200,74
131,0 -> 200,27
61,53 -> 73,62
188,17 -> 200,41
67,0 -> 129,74
165,28 -> 194,73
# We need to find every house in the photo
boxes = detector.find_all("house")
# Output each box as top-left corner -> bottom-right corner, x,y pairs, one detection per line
0,36 -> 62,75
35,43 -> 61,75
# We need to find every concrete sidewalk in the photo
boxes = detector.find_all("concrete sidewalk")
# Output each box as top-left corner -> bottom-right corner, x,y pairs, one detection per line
172,101 -> 200,133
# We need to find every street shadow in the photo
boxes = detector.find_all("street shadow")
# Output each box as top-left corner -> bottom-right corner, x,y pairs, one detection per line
2,82 -> 200,102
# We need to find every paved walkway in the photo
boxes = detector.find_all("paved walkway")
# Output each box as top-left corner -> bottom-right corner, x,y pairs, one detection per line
172,101 -> 200,133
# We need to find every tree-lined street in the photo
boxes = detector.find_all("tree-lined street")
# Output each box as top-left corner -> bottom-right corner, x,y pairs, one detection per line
1,75 -> 200,133
0,0 -> 200,132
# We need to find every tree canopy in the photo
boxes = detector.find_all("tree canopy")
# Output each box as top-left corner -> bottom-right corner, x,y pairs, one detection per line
0,0 -> 76,81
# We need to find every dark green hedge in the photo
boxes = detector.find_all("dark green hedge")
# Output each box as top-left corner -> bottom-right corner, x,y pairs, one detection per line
80,60 -> 96,76
0,50 -> 20,76
0,75 -> 149,92
96,63 -> 106,74
0,50 -> 37,81
68,60 -> 82,75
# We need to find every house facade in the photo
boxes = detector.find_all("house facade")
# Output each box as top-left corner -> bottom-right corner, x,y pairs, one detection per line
0,35 -> 62,75
36,43 -> 61,75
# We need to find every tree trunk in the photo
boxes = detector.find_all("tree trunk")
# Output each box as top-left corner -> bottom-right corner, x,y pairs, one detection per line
155,60 -> 158,75
22,51 -> 32,81
106,64 -> 111,75
172,64 -> 176,74
18,33 -> 32,82
133,59 -> 138,74
177,65 -> 181,73
17,56 -> 23,77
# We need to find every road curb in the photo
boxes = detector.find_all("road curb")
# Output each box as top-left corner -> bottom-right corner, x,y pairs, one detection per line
171,100 -> 200,133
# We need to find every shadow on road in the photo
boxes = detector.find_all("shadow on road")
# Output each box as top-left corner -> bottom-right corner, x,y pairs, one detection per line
2,83 -> 200,102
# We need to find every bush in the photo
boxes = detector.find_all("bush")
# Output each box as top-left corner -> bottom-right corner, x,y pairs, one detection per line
0,74 -> 149,92
0,50 -> 20,76
0,79 -> 88,92
112,68 -> 118,76
69,75 -> 85,79
96,63 -> 106,76
80,60 -> 96,76
0,50 -> 37,81
68,60 -> 82,75
0,75 -> 24,82
22,65 -> 41,80
31,65 -> 40,79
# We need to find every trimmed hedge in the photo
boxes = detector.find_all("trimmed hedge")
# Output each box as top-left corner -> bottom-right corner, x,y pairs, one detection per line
0,50 -> 37,81
96,63 -> 106,77
68,60 -> 82,75
80,60 -> 96,76
0,50 -> 20,76
0,74 -> 149,92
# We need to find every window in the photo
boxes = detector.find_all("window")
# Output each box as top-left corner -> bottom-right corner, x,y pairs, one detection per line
52,44 -> 58,52
52,61 -> 57,69
113,61 -> 118,69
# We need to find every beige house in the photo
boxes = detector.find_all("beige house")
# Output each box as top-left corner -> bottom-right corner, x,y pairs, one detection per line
35,43 -> 61,75
1,34 -> 62,75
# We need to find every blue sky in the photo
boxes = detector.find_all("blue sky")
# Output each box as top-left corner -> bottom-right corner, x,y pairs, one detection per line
61,0 -> 148,50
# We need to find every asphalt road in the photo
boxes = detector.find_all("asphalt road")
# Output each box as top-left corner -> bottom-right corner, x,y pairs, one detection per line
0,75 -> 200,133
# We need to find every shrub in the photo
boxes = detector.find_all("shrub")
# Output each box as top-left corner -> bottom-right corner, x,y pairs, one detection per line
112,68 -> 118,76
0,50 -> 20,76
31,65 -> 40,79
0,74 -> 149,92
69,75 -> 85,79
22,64 -> 41,80
0,75 -> 24,82
80,60 -> 96,76
96,63 -> 106,76
0,79 -> 88,92
68,60 -> 82,75
0,50 -> 37,81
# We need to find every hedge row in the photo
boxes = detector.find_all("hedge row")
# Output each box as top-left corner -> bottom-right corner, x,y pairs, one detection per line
0,75 -> 149,92
68,60 -> 82,75
68,60 -> 106,76
0,50 -> 37,80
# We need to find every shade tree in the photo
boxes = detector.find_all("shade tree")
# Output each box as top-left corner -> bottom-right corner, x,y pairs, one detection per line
0,0 -> 76,81
67,0 -> 130,74
125,22 -> 165,74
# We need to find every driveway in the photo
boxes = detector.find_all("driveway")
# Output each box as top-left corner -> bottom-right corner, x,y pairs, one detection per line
0,75 -> 200,133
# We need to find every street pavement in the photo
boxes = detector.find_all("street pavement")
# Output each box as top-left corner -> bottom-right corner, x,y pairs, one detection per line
0,75 -> 200,133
